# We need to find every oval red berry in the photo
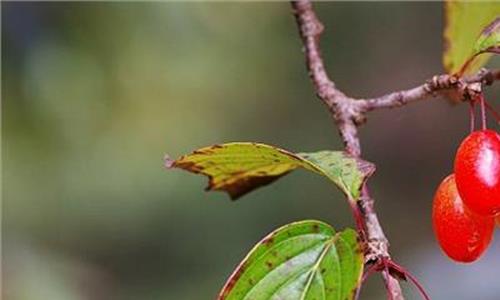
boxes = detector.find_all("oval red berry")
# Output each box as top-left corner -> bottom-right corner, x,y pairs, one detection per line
432,174 -> 494,263
454,129 -> 500,216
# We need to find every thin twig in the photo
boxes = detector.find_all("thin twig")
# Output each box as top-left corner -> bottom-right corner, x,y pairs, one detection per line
291,0 -> 362,155
290,0 -> 345,106
480,95 -> 487,130
357,69 -> 500,112
291,1 -> 499,299
291,0 -> 404,298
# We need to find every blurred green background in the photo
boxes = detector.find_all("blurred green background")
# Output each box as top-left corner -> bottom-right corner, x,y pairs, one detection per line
3,2 -> 500,300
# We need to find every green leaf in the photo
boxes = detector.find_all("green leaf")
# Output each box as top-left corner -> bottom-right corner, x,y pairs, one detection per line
474,17 -> 500,55
167,142 -> 374,200
443,2 -> 500,75
218,220 -> 364,300
296,151 -> 373,201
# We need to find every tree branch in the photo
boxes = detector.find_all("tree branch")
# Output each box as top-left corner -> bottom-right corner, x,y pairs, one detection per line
291,0 -> 500,300
357,69 -> 500,111
291,0 -> 345,106
291,1 -> 405,299
291,0 -> 364,156
292,1 -> 499,299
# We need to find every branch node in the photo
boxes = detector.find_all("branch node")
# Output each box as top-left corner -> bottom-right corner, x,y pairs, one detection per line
464,82 -> 482,100
364,238 -> 390,264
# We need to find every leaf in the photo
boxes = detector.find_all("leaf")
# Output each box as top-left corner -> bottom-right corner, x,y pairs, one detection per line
218,220 -> 364,300
474,17 -> 500,55
296,151 -> 373,201
167,142 -> 374,200
443,2 -> 500,75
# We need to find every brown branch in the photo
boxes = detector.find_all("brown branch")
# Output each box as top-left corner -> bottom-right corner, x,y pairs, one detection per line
292,0 -> 363,156
357,69 -> 500,111
291,1 -> 405,299
292,1 -> 499,298
291,0 -> 345,106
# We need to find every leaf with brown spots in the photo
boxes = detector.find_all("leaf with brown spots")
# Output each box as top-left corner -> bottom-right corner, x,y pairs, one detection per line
167,142 -> 374,200
217,220 -> 364,300
443,2 -> 500,75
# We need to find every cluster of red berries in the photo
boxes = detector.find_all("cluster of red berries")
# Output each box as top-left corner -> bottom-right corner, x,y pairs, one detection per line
433,129 -> 500,263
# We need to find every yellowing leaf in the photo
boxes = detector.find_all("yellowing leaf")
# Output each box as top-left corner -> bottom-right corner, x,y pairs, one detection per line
443,1 -> 500,75
218,220 -> 364,300
167,142 -> 374,201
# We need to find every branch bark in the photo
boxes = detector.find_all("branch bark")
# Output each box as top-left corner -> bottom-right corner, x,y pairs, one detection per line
358,69 -> 500,111
291,1 -> 404,298
291,0 -> 363,156
291,1 -> 499,299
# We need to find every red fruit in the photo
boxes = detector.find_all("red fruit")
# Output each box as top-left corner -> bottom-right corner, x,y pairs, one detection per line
454,129 -> 500,216
433,174 -> 494,263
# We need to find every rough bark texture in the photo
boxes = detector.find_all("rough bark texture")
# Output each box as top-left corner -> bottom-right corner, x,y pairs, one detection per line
291,1 -> 499,299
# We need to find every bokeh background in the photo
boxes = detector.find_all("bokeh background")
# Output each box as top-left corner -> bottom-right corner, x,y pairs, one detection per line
3,2 -> 500,300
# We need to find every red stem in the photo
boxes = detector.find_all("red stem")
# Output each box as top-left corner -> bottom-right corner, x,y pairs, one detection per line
386,260 -> 431,300
382,268 -> 394,300
469,101 -> 476,133
349,200 -> 367,240
479,95 -> 487,130
361,263 -> 378,284
355,262 -> 378,300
